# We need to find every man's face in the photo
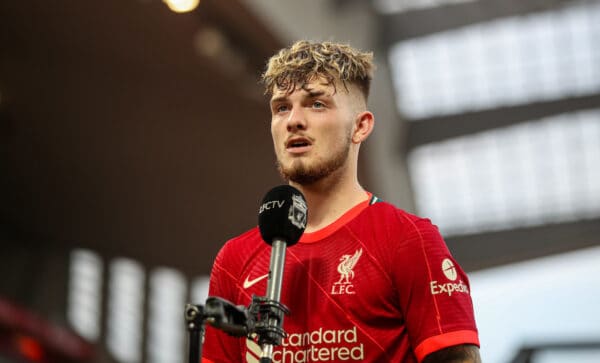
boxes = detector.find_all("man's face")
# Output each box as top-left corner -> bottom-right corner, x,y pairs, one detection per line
269,78 -> 359,185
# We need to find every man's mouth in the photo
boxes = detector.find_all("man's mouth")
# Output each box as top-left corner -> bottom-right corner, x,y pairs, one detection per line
286,137 -> 312,150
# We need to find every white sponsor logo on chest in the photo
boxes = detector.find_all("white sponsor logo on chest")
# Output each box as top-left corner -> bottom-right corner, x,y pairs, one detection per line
243,273 -> 269,289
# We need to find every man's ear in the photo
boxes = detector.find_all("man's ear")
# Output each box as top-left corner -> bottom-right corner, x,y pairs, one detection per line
352,111 -> 375,144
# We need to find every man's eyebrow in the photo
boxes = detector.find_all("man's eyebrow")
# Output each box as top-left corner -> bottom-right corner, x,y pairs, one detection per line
307,90 -> 326,98
270,89 -> 328,105
270,95 -> 288,105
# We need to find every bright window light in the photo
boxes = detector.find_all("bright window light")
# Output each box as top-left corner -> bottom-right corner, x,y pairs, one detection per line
190,276 -> 210,305
146,268 -> 187,363
533,350 -> 600,363
107,258 -> 145,363
470,246 -> 600,363
373,0 -> 476,14
389,1 -> 600,119
408,108 -> 600,236
67,249 -> 103,341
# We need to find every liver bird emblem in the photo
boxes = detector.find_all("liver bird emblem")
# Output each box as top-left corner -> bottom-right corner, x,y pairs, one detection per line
336,248 -> 363,284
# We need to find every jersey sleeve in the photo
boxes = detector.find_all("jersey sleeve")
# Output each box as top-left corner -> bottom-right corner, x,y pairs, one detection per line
202,241 -> 244,363
392,215 -> 479,362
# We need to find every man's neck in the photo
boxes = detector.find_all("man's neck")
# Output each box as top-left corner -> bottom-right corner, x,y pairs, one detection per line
290,171 -> 369,233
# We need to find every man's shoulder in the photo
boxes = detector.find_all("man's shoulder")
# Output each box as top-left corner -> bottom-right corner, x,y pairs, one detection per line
214,227 -> 265,271
363,197 -> 422,223
229,226 -> 262,242
358,196 -> 442,237
222,227 -> 263,251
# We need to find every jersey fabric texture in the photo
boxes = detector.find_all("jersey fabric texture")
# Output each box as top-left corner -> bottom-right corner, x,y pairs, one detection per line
202,194 -> 479,363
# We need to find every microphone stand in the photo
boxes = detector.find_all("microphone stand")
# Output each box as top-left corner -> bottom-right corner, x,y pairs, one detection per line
184,304 -> 204,363
258,238 -> 287,363
187,184 -> 305,363
184,297 -> 251,363
184,293 -> 289,363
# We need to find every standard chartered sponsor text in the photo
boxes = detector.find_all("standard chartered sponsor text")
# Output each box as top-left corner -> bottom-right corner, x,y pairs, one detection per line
250,327 -> 364,363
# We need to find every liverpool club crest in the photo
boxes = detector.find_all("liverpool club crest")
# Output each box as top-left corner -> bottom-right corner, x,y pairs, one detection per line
288,194 -> 307,229
332,248 -> 363,295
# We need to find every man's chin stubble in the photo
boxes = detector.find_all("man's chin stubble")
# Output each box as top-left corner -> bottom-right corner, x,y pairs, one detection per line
277,163 -> 325,185
276,154 -> 347,186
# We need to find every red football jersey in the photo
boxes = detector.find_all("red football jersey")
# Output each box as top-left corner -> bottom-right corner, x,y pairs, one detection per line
202,194 -> 479,363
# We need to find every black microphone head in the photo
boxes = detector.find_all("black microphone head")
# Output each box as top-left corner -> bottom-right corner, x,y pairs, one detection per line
258,185 -> 307,246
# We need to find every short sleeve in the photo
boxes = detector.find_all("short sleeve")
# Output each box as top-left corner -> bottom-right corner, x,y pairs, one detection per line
392,216 -> 479,362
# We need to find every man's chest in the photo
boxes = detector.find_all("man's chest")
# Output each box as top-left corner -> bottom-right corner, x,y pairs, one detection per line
236,237 -> 402,329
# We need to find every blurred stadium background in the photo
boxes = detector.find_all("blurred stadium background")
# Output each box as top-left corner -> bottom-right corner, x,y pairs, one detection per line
0,0 -> 599,362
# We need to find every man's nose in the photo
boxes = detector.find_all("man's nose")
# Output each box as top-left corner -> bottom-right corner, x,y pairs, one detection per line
286,107 -> 307,132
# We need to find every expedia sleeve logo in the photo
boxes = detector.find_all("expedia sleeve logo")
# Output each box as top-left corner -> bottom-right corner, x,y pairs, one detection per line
288,194 -> 307,229
430,258 -> 470,296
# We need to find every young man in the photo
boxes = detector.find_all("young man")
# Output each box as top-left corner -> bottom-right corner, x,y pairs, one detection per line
202,41 -> 481,363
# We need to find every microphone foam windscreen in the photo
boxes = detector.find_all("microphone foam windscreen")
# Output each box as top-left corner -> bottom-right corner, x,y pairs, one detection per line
258,185 -> 307,246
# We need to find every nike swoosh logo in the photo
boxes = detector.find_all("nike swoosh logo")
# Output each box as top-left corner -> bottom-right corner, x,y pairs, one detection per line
243,273 -> 269,289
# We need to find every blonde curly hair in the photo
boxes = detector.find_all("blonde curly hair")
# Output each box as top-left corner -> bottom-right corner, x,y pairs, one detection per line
261,40 -> 375,100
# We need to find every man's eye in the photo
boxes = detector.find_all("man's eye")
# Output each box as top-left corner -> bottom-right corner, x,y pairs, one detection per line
313,101 -> 324,108
276,105 -> 289,113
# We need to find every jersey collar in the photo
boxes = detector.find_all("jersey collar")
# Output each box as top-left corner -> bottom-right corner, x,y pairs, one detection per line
299,192 -> 372,244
